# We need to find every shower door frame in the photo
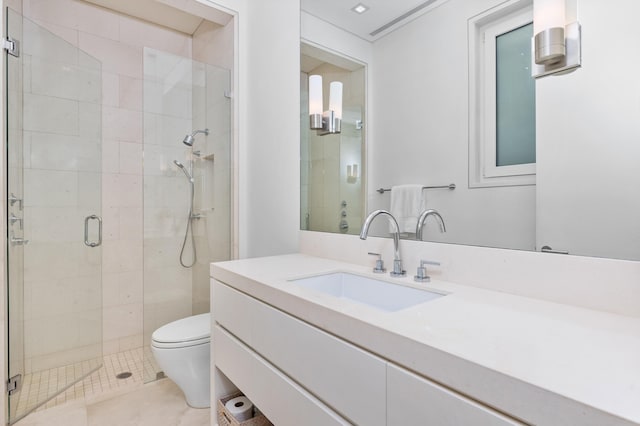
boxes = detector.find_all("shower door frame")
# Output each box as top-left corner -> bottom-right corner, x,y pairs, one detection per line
4,6 -> 25,423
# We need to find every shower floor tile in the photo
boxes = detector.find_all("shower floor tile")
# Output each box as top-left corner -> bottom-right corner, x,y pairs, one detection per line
13,347 -> 160,421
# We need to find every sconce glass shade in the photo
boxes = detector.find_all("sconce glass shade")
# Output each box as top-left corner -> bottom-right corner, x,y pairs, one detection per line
309,75 -> 323,115
534,0 -> 566,65
533,0 -> 565,34
307,76 -> 342,135
329,81 -> 343,119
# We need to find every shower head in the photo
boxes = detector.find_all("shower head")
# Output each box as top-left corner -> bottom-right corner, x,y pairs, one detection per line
182,128 -> 209,146
182,135 -> 195,146
173,160 -> 193,182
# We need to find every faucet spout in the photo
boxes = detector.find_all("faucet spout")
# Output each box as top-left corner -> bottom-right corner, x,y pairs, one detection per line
360,210 -> 405,277
415,209 -> 446,240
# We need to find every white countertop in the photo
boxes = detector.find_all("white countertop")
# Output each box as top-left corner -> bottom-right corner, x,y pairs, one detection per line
211,254 -> 640,426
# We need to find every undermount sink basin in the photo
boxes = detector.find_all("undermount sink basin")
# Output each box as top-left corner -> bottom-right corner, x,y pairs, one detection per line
290,272 -> 444,312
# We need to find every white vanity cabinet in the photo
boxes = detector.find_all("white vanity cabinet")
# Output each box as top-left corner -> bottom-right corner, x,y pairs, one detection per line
387,364 -> 524,425
213,280 -> 524,425
214,281 -> 387,425
215,326 -> 349,425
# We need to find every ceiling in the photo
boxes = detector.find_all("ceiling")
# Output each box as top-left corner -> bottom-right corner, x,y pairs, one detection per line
301,0 -> 447,42
83,0 -> 230,35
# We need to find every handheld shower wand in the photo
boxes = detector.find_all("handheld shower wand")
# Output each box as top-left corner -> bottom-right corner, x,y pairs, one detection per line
173,159 -> 197,268
182,128 -> 209,146
173,160 -> 194,182
174,129 -> 209,268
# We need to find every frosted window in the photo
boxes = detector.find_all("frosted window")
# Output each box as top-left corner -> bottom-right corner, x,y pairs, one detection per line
496,23 -> 535,167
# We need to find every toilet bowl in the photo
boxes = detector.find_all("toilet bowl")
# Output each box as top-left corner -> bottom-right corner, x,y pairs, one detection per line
151,313 -> 211,408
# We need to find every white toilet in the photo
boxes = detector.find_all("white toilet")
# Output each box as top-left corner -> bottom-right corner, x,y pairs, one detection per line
151,313 -> 211,408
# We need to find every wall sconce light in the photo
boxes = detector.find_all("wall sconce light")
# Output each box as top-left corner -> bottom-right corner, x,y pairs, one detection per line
309,75 -> 342,135
532,0 -> 581,78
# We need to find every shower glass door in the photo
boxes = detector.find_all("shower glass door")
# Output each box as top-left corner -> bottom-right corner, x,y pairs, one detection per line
142,48 -> 232,383
6,9 -> 103,423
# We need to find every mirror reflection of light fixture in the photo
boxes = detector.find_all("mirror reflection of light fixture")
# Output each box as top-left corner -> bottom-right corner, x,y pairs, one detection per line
347,164 -> 359,183
309,75 -> 342,135
532,0 -> 581,78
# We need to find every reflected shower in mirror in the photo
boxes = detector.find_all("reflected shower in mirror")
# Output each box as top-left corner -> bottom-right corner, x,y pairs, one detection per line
300,0 -> 640,261
300,42 -> 366,236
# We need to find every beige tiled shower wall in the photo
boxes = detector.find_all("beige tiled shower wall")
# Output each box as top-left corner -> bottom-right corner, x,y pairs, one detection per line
21,0 -> 194,367
192,20 -> 234,314
142,48 -> 195,355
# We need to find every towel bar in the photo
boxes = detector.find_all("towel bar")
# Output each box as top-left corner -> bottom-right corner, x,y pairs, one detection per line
376,184 -> 456,194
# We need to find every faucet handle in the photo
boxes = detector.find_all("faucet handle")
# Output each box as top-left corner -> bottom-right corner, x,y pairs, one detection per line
414,259 -> 440,283
367,252 -> 386,274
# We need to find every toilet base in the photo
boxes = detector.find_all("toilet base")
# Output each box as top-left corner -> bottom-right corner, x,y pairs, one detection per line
151,341 -> 211,408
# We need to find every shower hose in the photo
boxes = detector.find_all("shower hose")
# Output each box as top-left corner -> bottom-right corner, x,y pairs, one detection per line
179,179 -> 197,268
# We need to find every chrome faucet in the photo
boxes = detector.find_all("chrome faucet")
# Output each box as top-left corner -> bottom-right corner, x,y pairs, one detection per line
360,210 -> 406,277
415,209 -> 446,240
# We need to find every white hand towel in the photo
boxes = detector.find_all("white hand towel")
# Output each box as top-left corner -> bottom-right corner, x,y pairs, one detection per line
389,184 -> 425,233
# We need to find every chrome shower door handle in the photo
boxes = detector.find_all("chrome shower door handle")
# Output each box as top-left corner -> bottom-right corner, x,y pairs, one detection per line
84,215 -> 102,247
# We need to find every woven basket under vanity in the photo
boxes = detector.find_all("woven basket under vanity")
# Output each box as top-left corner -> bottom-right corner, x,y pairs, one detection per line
217,393 -> 273,426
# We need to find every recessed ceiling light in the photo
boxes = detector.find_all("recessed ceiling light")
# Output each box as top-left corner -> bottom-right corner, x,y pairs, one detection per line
351,3 -> 369,14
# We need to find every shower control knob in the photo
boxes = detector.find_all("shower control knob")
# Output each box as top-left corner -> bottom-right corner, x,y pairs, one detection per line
10,233 -> 29,246
9,193 -> 22,210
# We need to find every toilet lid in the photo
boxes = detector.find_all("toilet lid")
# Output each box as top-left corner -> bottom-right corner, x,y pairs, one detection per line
152,313 -> 210,344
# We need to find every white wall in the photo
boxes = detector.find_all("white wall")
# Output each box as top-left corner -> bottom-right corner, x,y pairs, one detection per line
218,0 -> 301,258
536,0 -> 640,260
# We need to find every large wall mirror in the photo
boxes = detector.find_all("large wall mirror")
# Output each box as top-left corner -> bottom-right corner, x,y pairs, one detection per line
300,0 -> 640,262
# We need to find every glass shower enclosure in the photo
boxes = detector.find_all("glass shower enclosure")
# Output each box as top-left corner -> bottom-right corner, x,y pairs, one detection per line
142,48 -> 232,383
5,8 -> 103,423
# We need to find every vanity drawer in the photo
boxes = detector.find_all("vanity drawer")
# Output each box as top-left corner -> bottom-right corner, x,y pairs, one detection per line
214,325 -> 349,426
387,364 -> 525,425
214,281 -> 387,426
214,279 -> 256,343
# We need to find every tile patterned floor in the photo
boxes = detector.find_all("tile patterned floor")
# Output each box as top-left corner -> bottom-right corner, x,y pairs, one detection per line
13,347 -> 161,421
15,379 -> 210,426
